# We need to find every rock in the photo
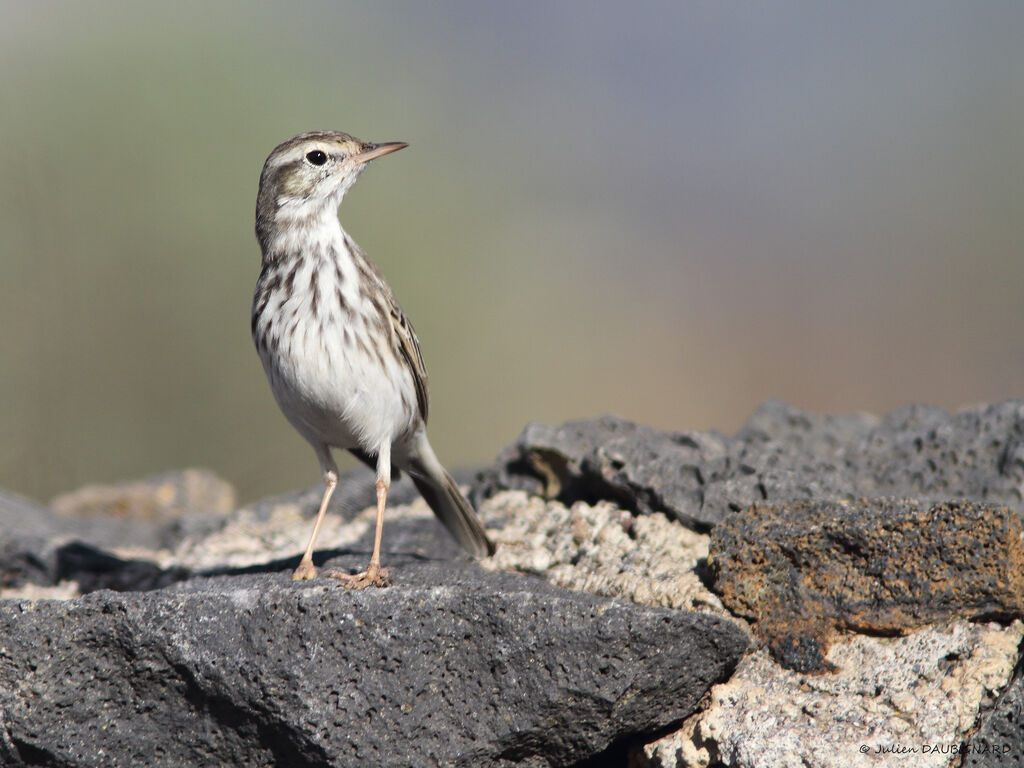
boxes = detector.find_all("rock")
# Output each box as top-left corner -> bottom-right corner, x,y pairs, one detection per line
478,400 -> 1024,530
0,490 -> 158,593
174,480 -> 472,575
0,470 -> 238,567
0,471 -> 237,593
0,467 -> 495,600
1,539 -> 185,596
51,468 -> 236,522
718,400 -> 876,516
643,621 -> 1023,768
0,466 -> 484,596
49,468 -> 237,550
736,399 -> 1024,512
475,415 -> 737,529
0,490 -> 66,541
5,400 -> 1024,766
963,645 -> 1024,767
173,464 -> 485,571
0,564 -> 747,768
480,491 -> 726,616
708,498 -> 1024,672
856,401 -> 1024,505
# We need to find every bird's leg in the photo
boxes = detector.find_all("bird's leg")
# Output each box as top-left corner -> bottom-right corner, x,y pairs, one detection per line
292,446 -> 339,580
364,475 -> 390,584
329,442 -> 392,589
293,468 -> 338,580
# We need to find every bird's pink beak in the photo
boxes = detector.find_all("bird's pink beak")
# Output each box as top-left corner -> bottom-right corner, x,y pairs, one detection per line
353,142 -> 408,164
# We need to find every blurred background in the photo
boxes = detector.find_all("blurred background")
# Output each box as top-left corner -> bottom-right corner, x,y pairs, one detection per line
1,1 -> 1022,505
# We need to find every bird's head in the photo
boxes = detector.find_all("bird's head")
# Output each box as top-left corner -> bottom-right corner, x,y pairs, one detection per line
256,131 -> 407,242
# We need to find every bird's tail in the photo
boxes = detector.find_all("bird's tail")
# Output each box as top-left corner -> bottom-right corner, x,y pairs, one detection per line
406,440 -> 495,558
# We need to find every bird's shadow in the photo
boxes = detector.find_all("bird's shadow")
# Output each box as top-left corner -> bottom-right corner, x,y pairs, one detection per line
198,546 -> 439,579
49,540 -> 445,595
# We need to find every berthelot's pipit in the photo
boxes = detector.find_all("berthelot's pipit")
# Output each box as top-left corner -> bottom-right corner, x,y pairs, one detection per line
251,131 -> 495,588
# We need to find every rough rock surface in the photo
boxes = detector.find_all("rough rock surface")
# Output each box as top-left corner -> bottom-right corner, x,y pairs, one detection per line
473,402 -> 1024,766
964,646 -> 1024,767
0,564 -> 746,768
478,400 -> 1024,528
644,621 -> 1024,768
480,491 -> 725,616
0,468 -> 461,598
4,400 -> 1024,768
476,415 -> 737,529
50,468 -> 237,549
0,470 -> 238,593
708,498 -> 1024,672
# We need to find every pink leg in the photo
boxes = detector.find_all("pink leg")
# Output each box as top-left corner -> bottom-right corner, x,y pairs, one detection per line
293,469 -> 338,580
328,443 -> 392,589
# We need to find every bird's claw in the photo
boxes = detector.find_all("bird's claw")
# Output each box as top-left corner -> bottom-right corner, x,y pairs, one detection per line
325,565 -> 392,589
292,560 -> 318,580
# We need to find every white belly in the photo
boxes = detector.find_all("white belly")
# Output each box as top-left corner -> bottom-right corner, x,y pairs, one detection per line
264,325 -> 416,452
254,247 -> 418,453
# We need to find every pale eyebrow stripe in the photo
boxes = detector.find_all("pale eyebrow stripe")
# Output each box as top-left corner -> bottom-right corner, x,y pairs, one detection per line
267,146 -> 311,168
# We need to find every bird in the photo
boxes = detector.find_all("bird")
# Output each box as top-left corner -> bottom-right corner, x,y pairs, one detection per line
251,130 -> 495,588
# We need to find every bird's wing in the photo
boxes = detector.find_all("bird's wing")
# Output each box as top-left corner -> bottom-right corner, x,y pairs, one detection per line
346,236 -> 430,424
390,300 -> 430,424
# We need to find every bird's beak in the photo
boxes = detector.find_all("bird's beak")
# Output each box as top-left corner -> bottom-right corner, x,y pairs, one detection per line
353,142 -> 408,165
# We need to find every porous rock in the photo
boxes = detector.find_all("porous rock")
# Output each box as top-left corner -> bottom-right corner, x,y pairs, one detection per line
478,400 -> 1024,529
0,563 -> 747,768
6,400 -> 1024,766
476,415 -> 735,529
855,401 -> 1024,505
643,621 -> 1024,768
0,468 -> 459,597
963,645 -> 1024,768
708,498 -> 1024,672
479,491 -> 726,616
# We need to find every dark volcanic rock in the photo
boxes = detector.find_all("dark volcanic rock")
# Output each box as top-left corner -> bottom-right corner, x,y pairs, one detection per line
475,415 -> 735,529
477,400 -> 1024,530
0,538 -> 186,593
708,498 -> 1024,672
856,401 -> 1024,504
0,466 -> 486,592
0,563 -> 747,768
963,646 -> 1024,768
0,491 -> 65,541
1,471 -> 236,557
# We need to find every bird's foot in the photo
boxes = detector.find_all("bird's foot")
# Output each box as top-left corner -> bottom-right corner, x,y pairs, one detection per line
326,563 -> 391,589
292,559 -> 319,581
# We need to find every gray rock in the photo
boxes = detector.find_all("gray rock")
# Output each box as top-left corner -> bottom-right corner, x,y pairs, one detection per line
0,490 -> 65,541
478,399 -> 1024,529
476,415 -> 736,529
963,650 -> 1024,768
52,468 -> 236,515
7,400 -> 1024,767
1,471 -> 238,558
643,622 -> 1024,768
0,563 -> 747,768
0,465 -> 487,593
856,401 -> 1024,505
0,491 -> 130,590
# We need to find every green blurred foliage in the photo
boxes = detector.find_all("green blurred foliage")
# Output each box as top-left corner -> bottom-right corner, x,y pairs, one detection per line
1,2 -> 1022,503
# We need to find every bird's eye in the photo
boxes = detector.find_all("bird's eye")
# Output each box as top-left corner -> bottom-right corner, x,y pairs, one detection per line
306,150 -> 328,166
